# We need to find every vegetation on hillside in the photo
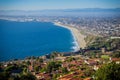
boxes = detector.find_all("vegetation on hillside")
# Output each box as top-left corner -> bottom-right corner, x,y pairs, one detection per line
95,62 -> 120,80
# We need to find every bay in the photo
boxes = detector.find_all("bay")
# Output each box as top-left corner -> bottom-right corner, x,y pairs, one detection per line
0,20 -> 76,61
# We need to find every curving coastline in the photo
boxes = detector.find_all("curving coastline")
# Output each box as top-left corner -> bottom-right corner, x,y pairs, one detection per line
54,22 -> 86,50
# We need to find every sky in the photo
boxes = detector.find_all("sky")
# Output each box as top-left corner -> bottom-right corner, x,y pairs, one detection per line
0,0 -> 120,10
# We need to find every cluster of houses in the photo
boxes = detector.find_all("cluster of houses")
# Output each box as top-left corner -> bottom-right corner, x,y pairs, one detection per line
28,53 -> 120,80
0,49 -> 120,80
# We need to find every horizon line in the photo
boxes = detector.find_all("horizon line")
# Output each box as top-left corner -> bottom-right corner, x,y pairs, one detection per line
0,8 -> 120,11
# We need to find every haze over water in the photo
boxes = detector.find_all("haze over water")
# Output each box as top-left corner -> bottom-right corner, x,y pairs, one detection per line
0,20 -> 77,61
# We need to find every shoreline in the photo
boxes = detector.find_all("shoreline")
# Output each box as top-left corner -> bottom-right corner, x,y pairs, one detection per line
54,22 -> 86,50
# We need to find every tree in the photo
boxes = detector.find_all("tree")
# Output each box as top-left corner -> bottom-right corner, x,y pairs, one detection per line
62,67 -> 68,74
26,61 -> 31,66
95,62 -> 120,80
22,67 -> 28,74
46,61 -> 61,73
20,73 -> 36,80
0,72 -> 9,80
50,51 -> 59,60
66,57 -> 75,62
111,51 -> 120,58
38,58 -> 43,63
34,66 -> 41,73
84,68 -> 95,77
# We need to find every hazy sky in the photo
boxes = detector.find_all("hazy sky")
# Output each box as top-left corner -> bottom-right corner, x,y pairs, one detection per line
0,0 -> 120,10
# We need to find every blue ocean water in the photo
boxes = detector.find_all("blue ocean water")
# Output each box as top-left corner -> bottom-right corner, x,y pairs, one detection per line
0,20 -> 77,61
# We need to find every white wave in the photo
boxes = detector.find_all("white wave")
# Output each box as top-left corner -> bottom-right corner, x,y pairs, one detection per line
71,31 -> 80,51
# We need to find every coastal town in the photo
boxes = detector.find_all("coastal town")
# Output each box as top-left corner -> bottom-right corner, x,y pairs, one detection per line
0,16 -> 120,37
0,15 -> 120,80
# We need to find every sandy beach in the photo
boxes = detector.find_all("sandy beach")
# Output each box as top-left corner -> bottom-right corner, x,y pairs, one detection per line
54,22 -> 86,50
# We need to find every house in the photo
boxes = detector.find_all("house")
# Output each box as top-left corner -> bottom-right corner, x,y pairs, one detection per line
28,65 -> 34,72
93,65 -> 101,71
55,57 -> 66,61
35,73 -> 44,80
110,58 -> 120,64
35,73 -> 52,80
101,48 -> 106,54
84,59 -> 98,66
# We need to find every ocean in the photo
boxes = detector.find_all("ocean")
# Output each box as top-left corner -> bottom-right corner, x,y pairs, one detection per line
0,20 -> 78,61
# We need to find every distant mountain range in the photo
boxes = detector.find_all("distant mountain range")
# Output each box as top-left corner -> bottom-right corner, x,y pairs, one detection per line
0,8 -> 120,16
